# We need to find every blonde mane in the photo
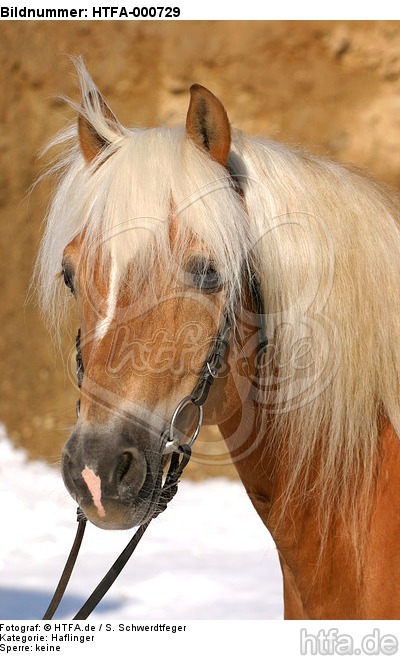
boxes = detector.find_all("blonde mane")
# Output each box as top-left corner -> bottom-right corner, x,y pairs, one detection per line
234,133 -> 400,543
36,64 -> 400,544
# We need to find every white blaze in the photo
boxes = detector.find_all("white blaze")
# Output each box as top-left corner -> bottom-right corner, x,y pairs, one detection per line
94,262 -> 119,340
81,466 -> 106,517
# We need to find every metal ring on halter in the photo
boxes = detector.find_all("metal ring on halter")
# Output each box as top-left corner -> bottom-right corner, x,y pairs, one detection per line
163,394 -> 204,454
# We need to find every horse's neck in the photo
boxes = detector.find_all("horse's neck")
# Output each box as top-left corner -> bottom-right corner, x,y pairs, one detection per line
219,406 -> 400,619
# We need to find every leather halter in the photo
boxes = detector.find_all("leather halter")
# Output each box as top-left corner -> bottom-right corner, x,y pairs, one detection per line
75,273 -> 265,455
163,312 -> 231,454
43,272 -> 266,620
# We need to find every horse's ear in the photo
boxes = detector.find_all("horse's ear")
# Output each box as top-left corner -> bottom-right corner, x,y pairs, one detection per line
186,84 -> 231,166
78,91 -> 119,164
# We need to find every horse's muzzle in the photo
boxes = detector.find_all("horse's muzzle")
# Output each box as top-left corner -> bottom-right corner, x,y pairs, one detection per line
61,421 -> 164,529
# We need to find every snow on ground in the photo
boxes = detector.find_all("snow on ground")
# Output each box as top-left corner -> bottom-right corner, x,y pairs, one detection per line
0,426 -> 283,620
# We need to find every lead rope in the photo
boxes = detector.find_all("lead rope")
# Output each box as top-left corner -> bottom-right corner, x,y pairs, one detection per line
42,330 -> 86,620
42,508 -> 87,620
43,445 -> 191,620
73,444 -> 191,620
42,319 -> 224,620
43,279 -> 266,620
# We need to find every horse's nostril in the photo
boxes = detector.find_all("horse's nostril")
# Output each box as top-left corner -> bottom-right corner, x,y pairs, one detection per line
116,451 -> 133,484
115,448 -> 147,495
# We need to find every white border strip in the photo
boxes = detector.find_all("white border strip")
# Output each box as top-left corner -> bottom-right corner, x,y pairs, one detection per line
1,2 -> 400,20
0,621 -> 399,655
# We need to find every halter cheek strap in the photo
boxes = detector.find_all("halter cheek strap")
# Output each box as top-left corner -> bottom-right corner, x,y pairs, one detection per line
163,313 -> 231,454
165,276 -> 267,453
75,328 -> 83,417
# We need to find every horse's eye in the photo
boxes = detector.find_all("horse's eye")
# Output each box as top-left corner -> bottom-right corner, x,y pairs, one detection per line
62,264 -> 75,295
185,257 -> 222,293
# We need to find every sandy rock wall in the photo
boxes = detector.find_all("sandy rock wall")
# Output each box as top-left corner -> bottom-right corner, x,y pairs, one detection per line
1,20 -> 400,476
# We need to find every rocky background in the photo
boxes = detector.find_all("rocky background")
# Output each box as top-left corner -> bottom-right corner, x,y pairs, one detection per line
1,20 -> 400,477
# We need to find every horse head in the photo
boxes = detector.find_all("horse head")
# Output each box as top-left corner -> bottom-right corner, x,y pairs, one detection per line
57,73 -> 255,529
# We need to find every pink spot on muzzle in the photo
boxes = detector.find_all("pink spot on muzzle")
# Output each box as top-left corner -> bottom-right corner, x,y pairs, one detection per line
81,466 -> 106,518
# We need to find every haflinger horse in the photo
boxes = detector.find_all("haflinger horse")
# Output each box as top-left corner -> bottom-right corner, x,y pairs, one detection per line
36,60 -> 400,620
